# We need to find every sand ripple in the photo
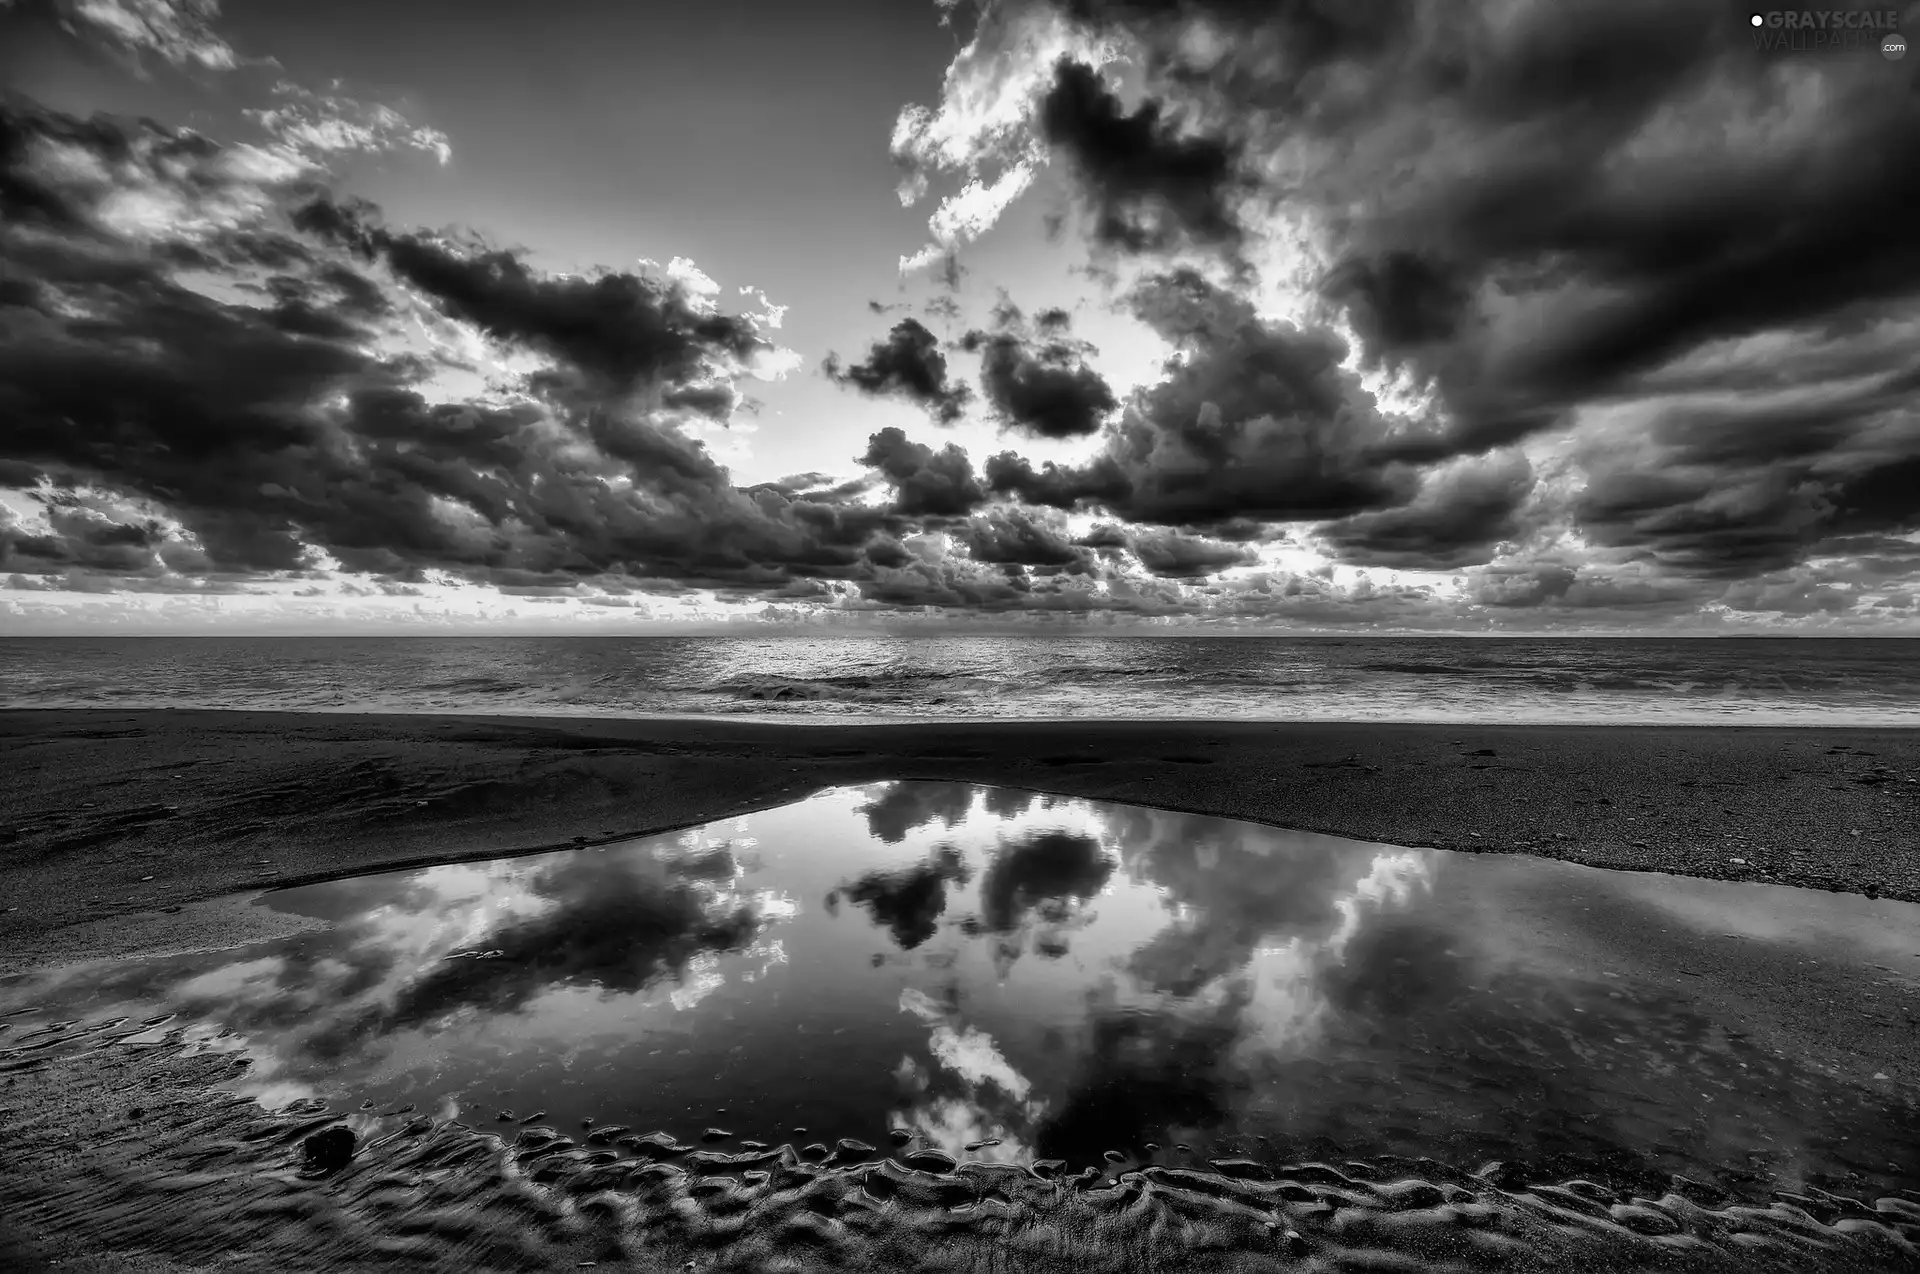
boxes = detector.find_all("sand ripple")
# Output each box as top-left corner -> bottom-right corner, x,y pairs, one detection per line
3,1020 -> 1915,1273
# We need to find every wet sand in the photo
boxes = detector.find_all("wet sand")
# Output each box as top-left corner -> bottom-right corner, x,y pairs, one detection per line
3,710 -> 1919,1272
0,1013 -> 1912,1274
1,1015 -> 1915,1274
3,709 -> 1917,972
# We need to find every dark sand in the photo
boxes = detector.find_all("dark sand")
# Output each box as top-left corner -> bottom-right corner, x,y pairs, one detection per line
4,710 -> 1919,1272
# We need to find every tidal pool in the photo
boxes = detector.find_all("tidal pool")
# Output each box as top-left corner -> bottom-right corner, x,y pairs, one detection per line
4,782 -> 1917,1209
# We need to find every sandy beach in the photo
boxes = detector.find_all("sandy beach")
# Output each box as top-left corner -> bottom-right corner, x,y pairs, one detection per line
4,709 -> 1920,1273
3,709 -> 1917,971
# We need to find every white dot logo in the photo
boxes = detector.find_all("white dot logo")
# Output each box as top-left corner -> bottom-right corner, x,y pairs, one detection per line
1886,34 -> 1907,60
1750,13 -> 1764,26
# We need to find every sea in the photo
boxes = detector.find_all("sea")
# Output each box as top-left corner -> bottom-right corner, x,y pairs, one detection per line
1,635 -> 1916,725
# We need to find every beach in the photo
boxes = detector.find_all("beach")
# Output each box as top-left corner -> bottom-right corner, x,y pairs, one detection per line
4,709 -> 1920,1273
3,708 -> 1917,970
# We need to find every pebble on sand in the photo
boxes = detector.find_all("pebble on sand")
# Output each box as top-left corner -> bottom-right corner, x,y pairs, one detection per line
300,1126 -> 356,1175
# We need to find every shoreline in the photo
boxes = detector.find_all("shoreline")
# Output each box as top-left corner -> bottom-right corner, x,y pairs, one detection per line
6,704 -> 1916,728
3,708 -> 1917,971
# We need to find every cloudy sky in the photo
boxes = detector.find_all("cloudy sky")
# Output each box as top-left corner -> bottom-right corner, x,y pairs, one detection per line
2,0 -> 1916,634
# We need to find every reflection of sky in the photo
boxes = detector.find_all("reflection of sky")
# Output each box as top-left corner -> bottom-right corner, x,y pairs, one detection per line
4,782 -> 1915,1194
893,986 -> 1043,1164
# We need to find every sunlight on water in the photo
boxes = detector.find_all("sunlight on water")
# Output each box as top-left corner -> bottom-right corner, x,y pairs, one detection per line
5,634 -> 1919,723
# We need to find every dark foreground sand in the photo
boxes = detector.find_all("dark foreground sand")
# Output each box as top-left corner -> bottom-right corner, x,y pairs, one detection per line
1,1012 -> 1915,1274
3,710 -> 1919,1272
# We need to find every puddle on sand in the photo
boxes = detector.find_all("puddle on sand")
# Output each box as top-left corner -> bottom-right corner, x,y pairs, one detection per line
4,783 -> 1918,1214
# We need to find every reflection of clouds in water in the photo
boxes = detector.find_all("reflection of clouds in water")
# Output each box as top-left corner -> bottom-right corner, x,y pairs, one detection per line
900,989 -> 1030,1100
957,828 -> 1117,974
19,785 -> 1448,1152
1237,851 -> 1433,1058
1329,851 -> 1432,959
981,787 -> 1035,820
751,891 -> 799,922
173,956 -> 286,1002
359,851 -> 769,1039
894,988 -> 1045,1164
738,938 -> 787,984
670,953 -> 725,1011
977,831 -> 1112,934
1029,822 -> 1437,1156
839,846 -> 971,949
1235,939 -> 1324,1056
858,782 -> 978,844
672,935 -> 790,1005
375,860 -> 559,960
904,1097 -> 1029,1166
1112,809 -> 1420,999
31,840 -> 806,1102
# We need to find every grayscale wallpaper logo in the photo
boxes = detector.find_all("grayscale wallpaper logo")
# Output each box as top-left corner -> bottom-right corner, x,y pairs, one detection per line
1748,9 -> 1905,55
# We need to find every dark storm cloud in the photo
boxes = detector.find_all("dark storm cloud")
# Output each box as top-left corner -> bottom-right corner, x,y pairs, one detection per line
0,459 -> 51,487
858,427 -> 989,518
959,304 -> 1116,439
993,0 -> 1920,585
1717,572 -> 1854,617
823,317 -> 973,425
960,508 -> 1088,568
743,471 -> 872,500
1121,527 -> 1259,578
1561,366 -> 1920,578
856,554 -> 1127,611
298,195 -> 771,410
1461,563 -> 1704,612
1037,59 -> 1248,258
0,97 -> 931,597
1318,251 -> 1472,373
0,495 -> 196,579
983,269 -> 1417,529
1075,521 -> 1257,580
1573,465 -> 1834,579
1316,452 -> 1534,571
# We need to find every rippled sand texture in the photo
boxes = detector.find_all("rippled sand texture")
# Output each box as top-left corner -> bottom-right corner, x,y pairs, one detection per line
4,1018 -> 1916,1274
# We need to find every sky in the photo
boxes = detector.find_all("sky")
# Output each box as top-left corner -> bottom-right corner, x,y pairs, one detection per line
1,0 -> 1917,635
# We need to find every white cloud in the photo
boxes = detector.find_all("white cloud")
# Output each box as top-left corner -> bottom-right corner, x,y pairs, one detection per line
245,83 -> 452,167
899,160 -> 1039,273
891,1 -> 1125,262
57,0 -> 237,71
666,256 -> 720,296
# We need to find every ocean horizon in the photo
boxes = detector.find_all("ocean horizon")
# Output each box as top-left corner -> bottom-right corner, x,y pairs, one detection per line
4,634 -> 1916,726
